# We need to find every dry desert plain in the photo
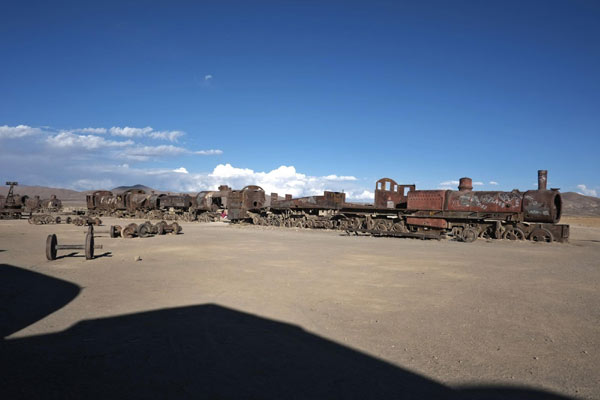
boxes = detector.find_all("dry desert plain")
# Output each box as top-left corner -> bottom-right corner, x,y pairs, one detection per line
1,216 -> 599,399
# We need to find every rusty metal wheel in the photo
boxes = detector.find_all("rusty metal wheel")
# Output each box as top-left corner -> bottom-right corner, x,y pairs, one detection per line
373,221 -> 388,232
46,234 -> 57,260
155,221 -> 167,235
461,227 -> 479,243
529,228 -> 553,243
169,222 -> 181,234
479,227 -> 493,239
121,223 -> 138,238
85,232 -> 94,260
502,228 -> 525,240
137,222 -> 152,237
391,222 -> 405,232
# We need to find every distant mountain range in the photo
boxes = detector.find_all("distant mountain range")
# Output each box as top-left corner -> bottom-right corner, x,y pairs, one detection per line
1,185 -> 599,216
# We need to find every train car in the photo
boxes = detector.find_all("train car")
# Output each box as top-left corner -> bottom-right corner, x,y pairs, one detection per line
227,185 -> 266,221
229,170 -> 568,243
393,170 -> 568,242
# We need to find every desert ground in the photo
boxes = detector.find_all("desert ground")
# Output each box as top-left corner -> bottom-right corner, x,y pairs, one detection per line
1,217 -> 599,399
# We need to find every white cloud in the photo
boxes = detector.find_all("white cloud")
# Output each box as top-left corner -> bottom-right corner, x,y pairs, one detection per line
323,174 -> 357,181
204,74 -> 213,81
489,181 -> 499,185
149,130 -> 185,142
46,132 -> 134,149
109,126 -> 153,137
206,164 -> 367,199
0,125 -> 42,139
576,184 -> 598,197
473,181 -> 484,186
173,167 -> 189,174
195,149 -> 223,155
121,145 -> 223,161
347,190 -> 374,201
440,180 -> 459,186
73,127 -> 107,134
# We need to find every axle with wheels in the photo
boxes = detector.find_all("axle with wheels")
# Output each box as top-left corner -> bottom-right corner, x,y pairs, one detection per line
46,227 -> 103,260
82,225 -> 121,238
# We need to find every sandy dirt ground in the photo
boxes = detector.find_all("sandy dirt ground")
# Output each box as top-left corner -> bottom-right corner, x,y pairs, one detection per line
1,217 -> 599,399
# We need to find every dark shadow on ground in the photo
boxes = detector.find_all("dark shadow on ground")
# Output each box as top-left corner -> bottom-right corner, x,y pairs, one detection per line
0,264 -> 573,400
55,251 -> 112,260
0,264 -> 80,338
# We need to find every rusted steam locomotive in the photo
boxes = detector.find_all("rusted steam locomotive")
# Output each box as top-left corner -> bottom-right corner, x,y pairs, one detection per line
1,181 -> 63,219
86,185 -> 232,221
228,170 -> 568,243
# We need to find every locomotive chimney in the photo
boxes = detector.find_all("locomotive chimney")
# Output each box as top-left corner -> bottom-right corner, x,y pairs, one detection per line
458,177 -> 473,191
538,170 -> 547,191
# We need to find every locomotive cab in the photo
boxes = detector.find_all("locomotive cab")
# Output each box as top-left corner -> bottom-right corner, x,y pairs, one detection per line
374,178 -> 415,209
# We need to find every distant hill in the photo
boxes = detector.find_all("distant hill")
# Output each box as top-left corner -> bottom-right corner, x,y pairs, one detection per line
111,184 -> 158,194
0,185 -> 85,201
561,192 -> 600,217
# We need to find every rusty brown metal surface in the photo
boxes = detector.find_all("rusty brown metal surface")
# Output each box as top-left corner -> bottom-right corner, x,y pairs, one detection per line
374,178 -> 415,209
523,190 -> 562,223
407,190 -> 447,211
271,191 -> 346,210
446,191 -> 523,213
406,217 -> 448,229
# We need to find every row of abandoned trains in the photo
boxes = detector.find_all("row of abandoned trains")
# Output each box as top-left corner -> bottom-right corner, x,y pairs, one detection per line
82,170 -> 569,243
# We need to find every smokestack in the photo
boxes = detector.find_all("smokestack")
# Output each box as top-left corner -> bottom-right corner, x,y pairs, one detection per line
538,170 -> 547,191
458,177 -> 473,191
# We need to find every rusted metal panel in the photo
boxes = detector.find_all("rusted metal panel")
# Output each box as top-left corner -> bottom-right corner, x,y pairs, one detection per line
446,191 -> 522,213
406,217 -> 448,229
271,191 -> 346,210
374,178 -> 415,209
523,190 -> 561,223
407,190 -> 447,211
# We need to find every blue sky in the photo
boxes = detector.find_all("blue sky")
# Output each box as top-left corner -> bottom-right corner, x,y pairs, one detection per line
1,1 -> 599,198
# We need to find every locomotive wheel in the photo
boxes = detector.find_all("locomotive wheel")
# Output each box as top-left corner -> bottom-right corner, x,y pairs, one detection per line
461,227 -> 479,243
373,221 -> 388,232
392,222 -> 406,232
169,222 -> 181,234
137,222 -> 152,237
502,228 -> 525,240
121,223 -> 138,238
46,234 -> 58,260
66,216 -> 72,224
109,225 -> 120,238
85,233 -> 94,260
156,221 -> 167,235
479,228 -> 493,239
529,228 -> 553,243
55,216 -> 61,224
